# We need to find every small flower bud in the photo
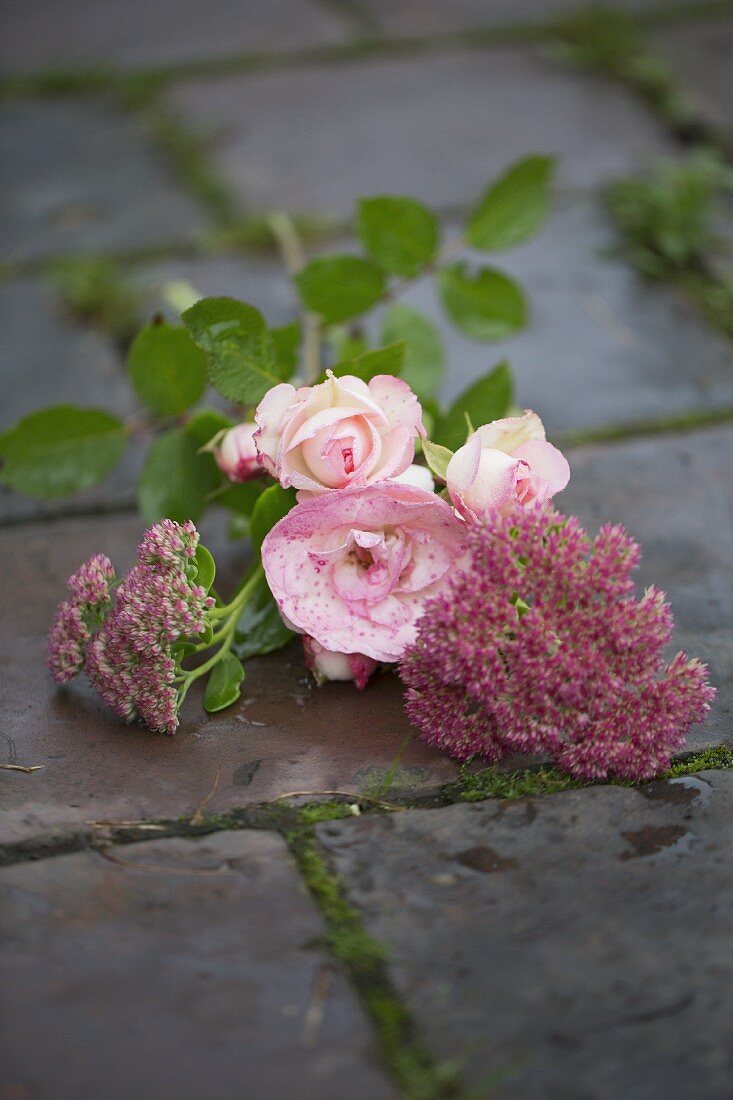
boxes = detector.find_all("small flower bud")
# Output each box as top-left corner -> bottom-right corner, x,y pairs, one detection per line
302,636 -> 378,690
214,424 -> 262,483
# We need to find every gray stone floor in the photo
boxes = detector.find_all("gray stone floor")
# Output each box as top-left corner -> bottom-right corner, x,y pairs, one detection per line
318,770 -> 733,1098
1,1 -> 733,1097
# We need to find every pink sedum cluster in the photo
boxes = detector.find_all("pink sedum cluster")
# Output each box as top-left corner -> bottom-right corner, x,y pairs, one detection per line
49,520 -> 214,734
255,370 -> 424,495
48,554 -> 115,682
400,503 -> 715,781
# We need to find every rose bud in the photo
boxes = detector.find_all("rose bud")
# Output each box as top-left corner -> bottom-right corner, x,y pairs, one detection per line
446,410 -> 569,522
302,636 -> 378,690
213,424 -> 262,483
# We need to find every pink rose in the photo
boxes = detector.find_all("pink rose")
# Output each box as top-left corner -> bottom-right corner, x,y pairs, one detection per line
254,370 -> 424,494
446,411 -> 570,522
302,636 -> 378,689
213,423 -> 262,483
262,482 -> 469,662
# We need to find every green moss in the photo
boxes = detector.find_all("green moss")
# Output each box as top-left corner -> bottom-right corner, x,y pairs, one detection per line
298,800 -> 361,825
557,405 -> 733,450
548,5 -> 701,136
457,763 -> 586,802
49,256 -> 144,345
664,743 -> 733,776
287,826 -> 464,1098
133,100 -> 242,230
606,153 -> 733,277
453,743 -> 733,805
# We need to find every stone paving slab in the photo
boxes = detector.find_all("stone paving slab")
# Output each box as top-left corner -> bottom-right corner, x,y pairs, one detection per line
358,0 -> 726,36
167,48 -> 675,216
651,16 -> 733,143
0,0 -> 349,75
0,277 -> 143,523
317,768 -> 733,1099
0,829 -> 395,1100
377,196 -> 733,428
0,98 -> 209,263
0,513 -> 457,845
563,425 -> 733,752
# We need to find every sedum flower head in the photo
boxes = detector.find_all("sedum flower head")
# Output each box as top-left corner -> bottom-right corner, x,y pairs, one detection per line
400,503 -> 716,781
49,521 -> 214,734
48,554 -> 115,682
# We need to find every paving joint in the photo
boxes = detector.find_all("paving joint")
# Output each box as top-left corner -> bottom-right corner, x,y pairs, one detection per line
2,1 -> 732,104
2,742 -> 730,869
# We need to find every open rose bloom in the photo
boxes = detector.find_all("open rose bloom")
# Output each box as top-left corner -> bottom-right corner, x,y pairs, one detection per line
262,482 -> 469,662
254,370 -> 424,494
446,410 -> 570,521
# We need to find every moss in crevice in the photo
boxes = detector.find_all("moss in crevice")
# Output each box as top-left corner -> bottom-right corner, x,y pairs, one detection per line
128,95 -> 243,230
548,5 -> 708,142
556,405 -> 733,450
451,742 -> 733,804
48,255 -> 144,348
286,825 -> 465,1099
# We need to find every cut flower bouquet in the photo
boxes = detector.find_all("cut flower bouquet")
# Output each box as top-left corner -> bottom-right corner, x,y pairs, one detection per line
1,154 -> 714,780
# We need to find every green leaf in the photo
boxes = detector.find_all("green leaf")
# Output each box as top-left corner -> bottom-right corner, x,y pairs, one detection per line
331,342 -> 405,384
272,320 -> 300,380
295,255 -> 385,323
233,570 -> 294,660
0,406 -> 127,499
467,155 -> 555,252
434,363 -> 513,452
138,426 -> 220,524
182,297 -> 281,405
218,479 -> 268,517
438,262 -> 527,341
185,408 -> 233,450
357,196 -> 439,277
194,544 -> 216,593
422,439 -> 454,481
204,653 -> 245,713
381,303 -> 445,400
127,321 -> 207,416
249,483 -> 298,554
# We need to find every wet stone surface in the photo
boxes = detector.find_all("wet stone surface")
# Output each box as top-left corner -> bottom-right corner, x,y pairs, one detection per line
563,425 -> 733,753
0,0 -> 350,75
373,196 -> 733,428
0,514 -> 457,846
167,48 -> 675,216
317,768 -> 733,1099
0,829 -> 396,1100
0,98 -> 209,262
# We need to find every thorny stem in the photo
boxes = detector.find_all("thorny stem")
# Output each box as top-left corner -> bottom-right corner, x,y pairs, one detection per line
268,211 -> 322,384
269,209 -> 466,385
